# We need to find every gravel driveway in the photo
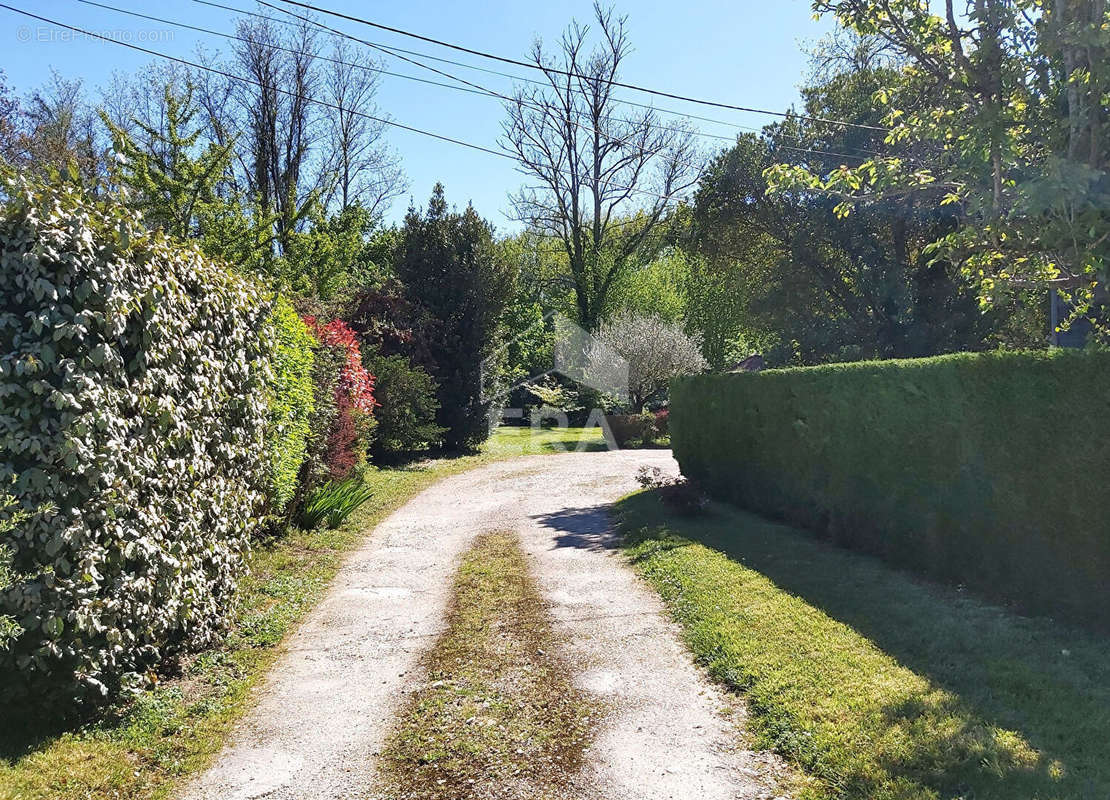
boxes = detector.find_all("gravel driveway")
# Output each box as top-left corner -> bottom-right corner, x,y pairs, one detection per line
179,450 -> 784,800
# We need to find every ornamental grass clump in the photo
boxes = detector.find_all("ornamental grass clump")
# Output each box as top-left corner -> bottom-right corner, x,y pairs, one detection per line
0,176 -> 276,706
296,478 -> 374,530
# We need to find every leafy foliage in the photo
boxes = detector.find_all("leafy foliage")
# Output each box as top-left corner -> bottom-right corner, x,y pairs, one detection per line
769,1 -> 1110,338
499,297 -> 551,388
603,414 -> 652,448
294,338 -> 345,498
609,247 -> 689,324
346,279 -> 438,373
303,317 -> 377,416
0,489 -> 27,653
103,83 -> 236,243
0,177 -> 274,704
283,203 -> 390,300
671,350 -> 1110,625
365,353 -> 444,455
303,317 -> 377,481
693,126 -> 1035,366
264,297 -> 316,517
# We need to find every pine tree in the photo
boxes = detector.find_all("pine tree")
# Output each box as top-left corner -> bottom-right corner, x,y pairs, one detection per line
103,83 -> 278,275
395,184 -> 516,450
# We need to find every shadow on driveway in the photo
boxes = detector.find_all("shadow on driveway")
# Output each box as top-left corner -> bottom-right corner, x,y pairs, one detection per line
531,505 -> 621,552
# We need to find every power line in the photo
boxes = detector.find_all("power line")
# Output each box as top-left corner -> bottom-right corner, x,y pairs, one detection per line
247,0 -> 882,164
0,3 -> 703,203
252,0 -> 725,172
74,0 -> 722,175
191,0 -> 890,158
191,0 -> 758,135
271,0 -> 890,133
2,5 -> 499,160
190,0 -> 741,143
73,0 -> 524,109
77,0 -> 879,170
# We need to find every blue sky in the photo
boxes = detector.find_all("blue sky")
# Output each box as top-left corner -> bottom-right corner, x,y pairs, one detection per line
2,0 -> 834,228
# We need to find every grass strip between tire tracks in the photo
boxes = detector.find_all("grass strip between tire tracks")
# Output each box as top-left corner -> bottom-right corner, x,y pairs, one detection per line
379,530 -> 594,800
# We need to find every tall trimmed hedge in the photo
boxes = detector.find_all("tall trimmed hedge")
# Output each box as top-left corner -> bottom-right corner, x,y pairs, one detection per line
265,298 -> 316,517
0,179 -> 275,704
671,351 -> 1110,625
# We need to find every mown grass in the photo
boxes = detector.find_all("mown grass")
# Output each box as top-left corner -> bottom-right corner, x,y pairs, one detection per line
0,426 -> 596,800
618,491 -> 1110,800
483,423 -> 607,456
380,530 -> 593,800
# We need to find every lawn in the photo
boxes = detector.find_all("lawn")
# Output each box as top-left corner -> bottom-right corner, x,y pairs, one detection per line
482,423 -> 608,456
0,426 -> 599,800
618,491 -> 1110,800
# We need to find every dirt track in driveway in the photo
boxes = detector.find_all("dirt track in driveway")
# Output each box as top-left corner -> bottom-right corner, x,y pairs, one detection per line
179,450 -> 787,800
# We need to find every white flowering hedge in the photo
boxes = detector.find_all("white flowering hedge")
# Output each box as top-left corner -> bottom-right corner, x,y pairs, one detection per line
0,178 -> 276,704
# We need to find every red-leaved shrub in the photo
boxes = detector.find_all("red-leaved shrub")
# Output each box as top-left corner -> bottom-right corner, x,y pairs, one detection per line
304,317 -> 377,414
654,408 -> 669,438
304,317 -> 378,480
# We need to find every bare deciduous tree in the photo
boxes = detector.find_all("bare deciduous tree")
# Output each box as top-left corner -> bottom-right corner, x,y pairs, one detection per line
11,71 -> 101,185
502,2 -> 701,331
230,14 -> 324,253
320,37 -> 405,216
99,63 -> 192,152
0,71 -> 19,166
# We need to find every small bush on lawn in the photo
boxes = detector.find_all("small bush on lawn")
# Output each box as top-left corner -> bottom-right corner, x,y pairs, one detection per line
366,352 -> 444,455
635,466 -> 709,515
264,297 -> 316,518
0,177 -> 274,705
297,478 -> 374,530
605,414 -> 650,447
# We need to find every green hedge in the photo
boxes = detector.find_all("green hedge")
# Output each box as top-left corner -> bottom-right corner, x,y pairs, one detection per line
265,297 -> 316,517
671,350 -> 1110,625
0,177 -> 275,704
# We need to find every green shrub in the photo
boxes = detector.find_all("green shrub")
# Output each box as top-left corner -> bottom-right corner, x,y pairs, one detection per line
296,478 -> 374,530
0,491 -> 25,653
0,177 -> 275,704
264,297 -> 316,518
671,350 -> 1110,626
366,352 -> 444,455
295,340 -> 346,497
604,413 -> 651,447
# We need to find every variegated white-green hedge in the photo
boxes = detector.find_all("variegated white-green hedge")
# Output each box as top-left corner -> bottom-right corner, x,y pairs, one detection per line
0,178 -> 276,704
